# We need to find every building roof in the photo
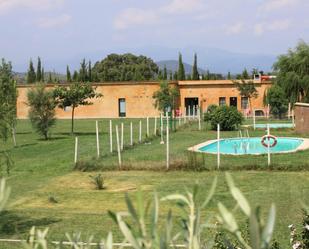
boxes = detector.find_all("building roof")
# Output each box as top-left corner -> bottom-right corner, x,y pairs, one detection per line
178,79 -> 269,86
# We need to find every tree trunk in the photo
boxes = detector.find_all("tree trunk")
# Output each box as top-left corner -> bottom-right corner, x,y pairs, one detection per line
71,106 -> 75,135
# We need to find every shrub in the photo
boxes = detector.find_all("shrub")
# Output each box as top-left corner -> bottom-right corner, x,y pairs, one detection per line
27,84 -> 56,140
204,104 -> 218,122
90,174 -> 105,190
207,105 -> 243,131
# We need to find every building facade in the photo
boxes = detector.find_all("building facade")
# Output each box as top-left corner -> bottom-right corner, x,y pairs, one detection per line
16,79 -> 272,119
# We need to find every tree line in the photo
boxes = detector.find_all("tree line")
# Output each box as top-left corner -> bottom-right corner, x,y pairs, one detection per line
23,53 -> 260,84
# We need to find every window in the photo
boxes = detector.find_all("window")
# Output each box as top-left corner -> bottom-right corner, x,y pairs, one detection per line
241,97 -> 249,109
219,97 -> 226,106
118,98 -> 126,117
230,97 -> 237,107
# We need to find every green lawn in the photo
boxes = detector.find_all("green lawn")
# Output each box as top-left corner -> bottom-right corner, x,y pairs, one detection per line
0,118 -> 309,248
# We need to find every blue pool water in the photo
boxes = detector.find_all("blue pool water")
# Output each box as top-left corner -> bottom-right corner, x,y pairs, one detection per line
199,137 -> 303,155
254,123 -> 293,128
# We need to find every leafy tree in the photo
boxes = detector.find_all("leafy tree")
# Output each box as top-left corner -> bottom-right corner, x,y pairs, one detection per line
207,105 -> 243,131
274,41 -> 309,103
27,59 -> 36,84
234,79 -> 258,110
153,81 -> 179,112
192,53 -> 199,80
93,53 -> 158,82
53,83 -> 102,134
27,84 -> 56,140
242,68 -> 250,79
66,65 -> 72,82
36,57 -> 42,82
0,59 -> 17,147
177,53 -> 185,80
265,84 -> 288,119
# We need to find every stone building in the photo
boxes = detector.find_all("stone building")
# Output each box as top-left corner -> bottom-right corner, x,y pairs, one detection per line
16,79 -> 272,119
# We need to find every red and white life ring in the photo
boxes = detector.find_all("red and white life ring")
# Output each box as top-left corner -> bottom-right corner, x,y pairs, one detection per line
261,135 -> 277,148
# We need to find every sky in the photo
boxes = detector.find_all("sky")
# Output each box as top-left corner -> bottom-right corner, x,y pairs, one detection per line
0,0 -> 308,72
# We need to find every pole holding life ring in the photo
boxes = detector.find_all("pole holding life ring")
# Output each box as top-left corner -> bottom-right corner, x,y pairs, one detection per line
261,135 -> 277,148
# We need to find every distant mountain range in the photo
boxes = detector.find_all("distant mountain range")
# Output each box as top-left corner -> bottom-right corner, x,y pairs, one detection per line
12,45 -> 279,75
156,60 -> 206,75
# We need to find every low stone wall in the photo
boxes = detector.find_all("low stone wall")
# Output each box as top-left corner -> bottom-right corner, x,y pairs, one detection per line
295,102 -> 309,133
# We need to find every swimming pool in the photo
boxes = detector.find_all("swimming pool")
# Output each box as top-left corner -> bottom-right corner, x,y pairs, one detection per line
254,123 -> 294,129
189,137 -> 309,155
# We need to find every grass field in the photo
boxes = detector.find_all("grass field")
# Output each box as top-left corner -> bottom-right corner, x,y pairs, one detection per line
0,118 -> 309,248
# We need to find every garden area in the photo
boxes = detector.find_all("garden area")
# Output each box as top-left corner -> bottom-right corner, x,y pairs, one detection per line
0,118 -> 309,248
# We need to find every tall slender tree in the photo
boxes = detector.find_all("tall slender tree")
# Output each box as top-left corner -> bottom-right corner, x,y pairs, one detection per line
163,65 -> 167,80
227,71 -> 231,80
36,57 -> 42,82
79,59 -> 88,82
41,67 -> 45,82
192,53 -> 199,80
177,53 -> 185,80
48,72 -> 52,83
88,60 -> 92,82
27,59 -> 36,84
66,65 -> 72,82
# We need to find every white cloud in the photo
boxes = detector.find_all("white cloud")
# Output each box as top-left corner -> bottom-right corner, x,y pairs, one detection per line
161,0 -> 202,14
0,0 -> 65,14
37,14 -> 71,28
225,22 -> 245,35
258,0 -> 299,12
114,0 -> 204,30
114,8 -> 158,30
254,19 -> 291,36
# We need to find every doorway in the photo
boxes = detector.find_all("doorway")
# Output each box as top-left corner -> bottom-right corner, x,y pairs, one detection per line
185,97 -> 199,115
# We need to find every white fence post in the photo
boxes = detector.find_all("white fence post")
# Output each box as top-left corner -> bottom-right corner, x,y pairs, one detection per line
96,120 -> 100,157
12,127 -> 17,147
121,122 -> 124,151
292,109 -> 295,127
198,107 -> 201,131
154,116 -> 157,135
253,109 -> 256,130
74,136 -> 78,164
130,122 -> 133,146
146,117 -> 149,137
288,102 -> 291,119
166,112 -> 169,170
267,124 -> 271,166
139,120 -> 142,143
184,107 -> 187,123
160,113 -> 164,144
115,125 -> 122,167
109,120 -> 113,153
217,124 -> 220,169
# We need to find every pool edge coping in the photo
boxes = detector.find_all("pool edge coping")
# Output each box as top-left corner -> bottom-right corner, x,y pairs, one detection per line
188,137 -> 309,155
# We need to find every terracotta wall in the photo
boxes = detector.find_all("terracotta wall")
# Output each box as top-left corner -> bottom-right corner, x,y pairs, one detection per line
17,80 -> 272,119
178,80 -> 271,114
295,103 -> 309,133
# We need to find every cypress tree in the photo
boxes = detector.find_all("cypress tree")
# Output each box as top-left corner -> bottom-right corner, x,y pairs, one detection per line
27,59 -> 36,84
41,67 -> 45,82
48,72 -> 52,83
88,61 -> 92,82
242,68 -> 250,79
227,71 -> 231,80
73,70 -> 79,82
192,53 -> 199,80
79,59 -> 87,82
158,70 -> 163,80
173,71 -> 178,80
36,57 -> 42,82
163,65 -> 167,80
66,65 -> 72,82
169,71 -> 173,81
177,53 -> 185,80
